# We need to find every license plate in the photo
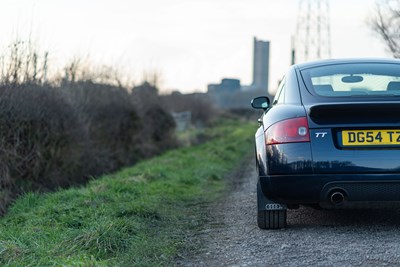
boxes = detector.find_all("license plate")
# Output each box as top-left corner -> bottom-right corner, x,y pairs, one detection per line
342,130 -> 400,146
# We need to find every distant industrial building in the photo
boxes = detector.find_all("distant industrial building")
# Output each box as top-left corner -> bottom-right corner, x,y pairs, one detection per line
207,37 -> 271,109
207,78 -> 241,94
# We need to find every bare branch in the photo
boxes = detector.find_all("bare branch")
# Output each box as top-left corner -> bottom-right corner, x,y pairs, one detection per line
370,0 -> 400,58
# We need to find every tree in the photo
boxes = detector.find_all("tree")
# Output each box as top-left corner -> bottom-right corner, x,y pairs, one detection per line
371,0 -> 400,58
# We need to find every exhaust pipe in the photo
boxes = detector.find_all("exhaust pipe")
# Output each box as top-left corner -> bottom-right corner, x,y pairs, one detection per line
329,191 -> 346,205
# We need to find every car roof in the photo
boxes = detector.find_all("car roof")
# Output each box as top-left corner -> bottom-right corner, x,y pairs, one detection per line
294,58 -> 400,71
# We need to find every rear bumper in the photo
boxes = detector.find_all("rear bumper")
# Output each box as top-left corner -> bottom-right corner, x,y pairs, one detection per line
260,173 -> 400,206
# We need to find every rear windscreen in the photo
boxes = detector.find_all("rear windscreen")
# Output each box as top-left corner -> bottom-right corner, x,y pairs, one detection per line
300,63 -> 400,97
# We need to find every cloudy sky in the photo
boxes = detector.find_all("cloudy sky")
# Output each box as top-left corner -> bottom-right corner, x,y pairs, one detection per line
0,0 -> 388,93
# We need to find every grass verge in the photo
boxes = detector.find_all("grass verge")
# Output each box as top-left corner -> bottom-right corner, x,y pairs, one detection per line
0,119 -> 254,266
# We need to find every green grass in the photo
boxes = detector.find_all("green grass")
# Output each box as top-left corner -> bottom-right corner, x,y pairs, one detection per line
0,120 -> 255,266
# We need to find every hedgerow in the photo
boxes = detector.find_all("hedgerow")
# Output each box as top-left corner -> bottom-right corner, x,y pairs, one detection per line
0,82 -> 177,213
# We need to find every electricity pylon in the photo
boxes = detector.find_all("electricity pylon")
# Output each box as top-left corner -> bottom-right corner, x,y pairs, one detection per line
292,0 -> 332,64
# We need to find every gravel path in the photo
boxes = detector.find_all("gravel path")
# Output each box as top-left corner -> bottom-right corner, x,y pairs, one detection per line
178,158 -> 400,267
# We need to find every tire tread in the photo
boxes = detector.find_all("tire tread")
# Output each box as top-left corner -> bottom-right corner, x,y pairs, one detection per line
257,210 -> 287,229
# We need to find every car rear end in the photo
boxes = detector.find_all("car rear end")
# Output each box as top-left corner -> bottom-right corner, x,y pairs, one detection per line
297,60 -> 400,208
256,59 -> 400,229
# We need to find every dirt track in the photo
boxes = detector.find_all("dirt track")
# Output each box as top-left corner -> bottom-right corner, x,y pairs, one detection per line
178,158 -> 400,266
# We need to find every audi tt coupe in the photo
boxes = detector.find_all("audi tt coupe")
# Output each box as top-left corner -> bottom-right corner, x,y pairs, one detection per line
251,58 -> 400,229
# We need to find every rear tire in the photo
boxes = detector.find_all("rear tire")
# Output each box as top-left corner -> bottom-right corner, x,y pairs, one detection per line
257,210 -> 287,229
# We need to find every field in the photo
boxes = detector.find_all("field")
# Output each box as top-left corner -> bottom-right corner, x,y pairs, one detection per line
0,120 -> 254,266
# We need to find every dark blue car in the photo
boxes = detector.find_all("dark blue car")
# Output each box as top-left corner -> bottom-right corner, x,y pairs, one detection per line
251,58 -> 400,229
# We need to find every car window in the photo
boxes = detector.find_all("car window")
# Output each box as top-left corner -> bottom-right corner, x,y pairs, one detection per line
272,77 -> 286,105
300,63 -> 400,97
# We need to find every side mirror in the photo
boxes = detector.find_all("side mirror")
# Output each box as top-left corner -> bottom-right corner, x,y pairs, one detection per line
251,96 -> 270,110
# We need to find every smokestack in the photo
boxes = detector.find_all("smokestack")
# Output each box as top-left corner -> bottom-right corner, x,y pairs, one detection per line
252,37 -> 270,92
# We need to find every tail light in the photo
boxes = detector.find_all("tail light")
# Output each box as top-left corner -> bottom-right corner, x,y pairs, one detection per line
265,117 -> 310,145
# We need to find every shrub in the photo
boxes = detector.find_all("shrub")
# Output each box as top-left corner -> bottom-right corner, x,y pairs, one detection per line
0,80 -> 178,214
0,40 -> 179,213
161,91 -> 218,127
131,82 -> 177,157
0,85 -> 89,191
61,81 -> 142,174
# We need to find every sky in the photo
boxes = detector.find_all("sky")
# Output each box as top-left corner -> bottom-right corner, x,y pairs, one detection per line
0,0 -> 389,94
